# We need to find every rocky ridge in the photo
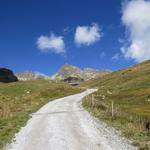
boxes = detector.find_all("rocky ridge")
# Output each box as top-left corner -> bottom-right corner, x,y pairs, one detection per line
51,64 -> 112,83
16,71 -> 50,81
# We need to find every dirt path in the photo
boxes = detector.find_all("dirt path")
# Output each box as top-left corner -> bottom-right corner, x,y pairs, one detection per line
6,89 -> 137,150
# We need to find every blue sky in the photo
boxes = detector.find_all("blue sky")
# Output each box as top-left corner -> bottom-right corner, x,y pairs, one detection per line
0,0 -> 150,75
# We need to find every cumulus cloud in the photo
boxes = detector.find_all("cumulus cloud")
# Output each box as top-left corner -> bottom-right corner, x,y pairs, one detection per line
37,33 -> 65,54
74,23 -> 102,46
121,0 -> 150,62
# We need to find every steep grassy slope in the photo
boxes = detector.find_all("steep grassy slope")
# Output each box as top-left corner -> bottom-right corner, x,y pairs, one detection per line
82,60 -> 150,149
0,80 -> 82,149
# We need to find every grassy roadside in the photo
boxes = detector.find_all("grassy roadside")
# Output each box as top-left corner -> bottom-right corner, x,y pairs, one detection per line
0,79 -> 82,150
82,60 -> 150,150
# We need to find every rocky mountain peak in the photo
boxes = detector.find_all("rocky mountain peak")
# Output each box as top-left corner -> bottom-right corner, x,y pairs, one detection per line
16,71 -> 50,81
52,64 -> 83,80
60,64 -> 81,72
51,64 -> 112,83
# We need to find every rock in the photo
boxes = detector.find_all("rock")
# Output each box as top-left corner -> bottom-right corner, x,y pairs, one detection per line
51,64 -> 83,81
51,64 -> 112,83
16,71 -> 50,81
64,76 -> 84,85
0,68 -> 18,83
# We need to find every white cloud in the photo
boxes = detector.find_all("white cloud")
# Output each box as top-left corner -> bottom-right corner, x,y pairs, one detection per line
112,53 -> 120,60
121,0 -> 150,62
37,33 -> 65,54
74,23 -> 102,46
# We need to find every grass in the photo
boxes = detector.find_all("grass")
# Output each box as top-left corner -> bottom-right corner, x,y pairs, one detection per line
82,60 -> 150,150
0,79 -> 82,150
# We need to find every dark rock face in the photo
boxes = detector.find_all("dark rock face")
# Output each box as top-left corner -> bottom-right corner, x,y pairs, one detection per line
0,68 -> 18,83
63,76 -> 84,86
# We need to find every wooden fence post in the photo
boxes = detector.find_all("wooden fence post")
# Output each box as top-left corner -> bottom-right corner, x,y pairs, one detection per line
92,94 -> 94,108
111,100 -> 114,118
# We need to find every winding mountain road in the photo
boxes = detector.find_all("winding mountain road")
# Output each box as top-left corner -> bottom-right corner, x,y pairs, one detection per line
6,89 -> 137,150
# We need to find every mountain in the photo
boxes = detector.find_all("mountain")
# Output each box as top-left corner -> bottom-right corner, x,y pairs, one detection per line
16,71 -> 50,81
83,68 -> 112,80
51,64 -> 112,83
0,68 -> 18,83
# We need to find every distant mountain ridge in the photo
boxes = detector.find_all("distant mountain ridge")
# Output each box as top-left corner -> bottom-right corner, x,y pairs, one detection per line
16,71 -> 50,81
51,64 -> 112,83
15,64 -> 112,83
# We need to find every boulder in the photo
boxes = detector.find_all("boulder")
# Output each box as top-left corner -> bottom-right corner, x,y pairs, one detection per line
0,68 -> 18,83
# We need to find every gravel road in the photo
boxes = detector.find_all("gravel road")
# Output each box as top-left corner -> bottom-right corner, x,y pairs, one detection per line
6,89 -> 137,150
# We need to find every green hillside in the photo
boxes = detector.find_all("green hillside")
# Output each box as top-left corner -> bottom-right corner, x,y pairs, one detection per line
0,80 -> 81,149
82,60 -> 150,149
